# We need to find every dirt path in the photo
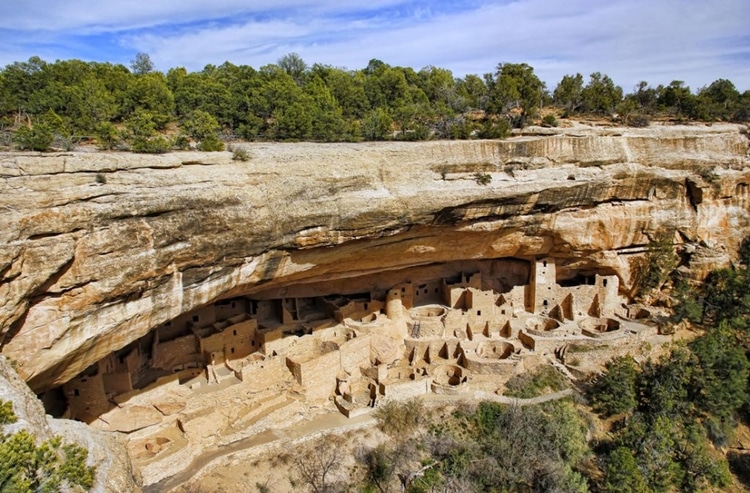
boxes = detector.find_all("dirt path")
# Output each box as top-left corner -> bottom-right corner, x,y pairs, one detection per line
149,388 -> 577,492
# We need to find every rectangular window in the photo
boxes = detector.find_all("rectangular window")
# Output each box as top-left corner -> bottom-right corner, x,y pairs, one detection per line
192,315 -> 199,322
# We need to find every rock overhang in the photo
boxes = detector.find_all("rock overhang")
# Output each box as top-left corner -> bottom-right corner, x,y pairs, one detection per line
0,123 -> 749,391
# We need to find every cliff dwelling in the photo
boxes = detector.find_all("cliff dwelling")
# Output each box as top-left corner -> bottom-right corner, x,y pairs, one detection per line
37,255 -> 656,480
3,124 -> 749,488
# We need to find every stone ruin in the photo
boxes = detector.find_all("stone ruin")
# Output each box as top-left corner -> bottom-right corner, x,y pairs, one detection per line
38,256 -> 656,482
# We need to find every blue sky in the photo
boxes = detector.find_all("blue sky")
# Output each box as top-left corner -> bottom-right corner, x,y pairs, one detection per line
1,0 -> 748,92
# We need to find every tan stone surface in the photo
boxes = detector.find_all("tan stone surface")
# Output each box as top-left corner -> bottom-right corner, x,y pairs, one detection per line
1,124 -> 749,391
98,405 -> 163,433
154,401 -> 186,416
0,356 -> 141,491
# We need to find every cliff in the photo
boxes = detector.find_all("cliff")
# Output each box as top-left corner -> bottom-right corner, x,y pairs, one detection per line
0,356 -> 140,491
1,123 -> 749,392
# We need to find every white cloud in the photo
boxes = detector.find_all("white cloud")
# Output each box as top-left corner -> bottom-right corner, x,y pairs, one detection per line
1,0 -> 748,91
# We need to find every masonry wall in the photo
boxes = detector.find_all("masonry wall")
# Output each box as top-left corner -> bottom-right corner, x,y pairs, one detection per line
64,373 -> 109,422
153,334 -> 201,371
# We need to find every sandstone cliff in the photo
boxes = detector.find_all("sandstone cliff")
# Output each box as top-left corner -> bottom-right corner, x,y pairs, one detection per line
1,123 -> 749,391
0,356 -> 140,491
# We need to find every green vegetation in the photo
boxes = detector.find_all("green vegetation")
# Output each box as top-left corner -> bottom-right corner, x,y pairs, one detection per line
473,171 -> 492,185
374,398 -> 425,438
359,398 -> 591,493
589,237 -> 750,492
635,235 -> 680,297
1,54 -> 746,152
0,399 -> 95,492
504,364 -> 570,398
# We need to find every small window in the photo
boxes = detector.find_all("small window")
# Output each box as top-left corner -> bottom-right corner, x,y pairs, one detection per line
165,321 -> 172,326
435,288 -> 439,293
402,287 -> 406,293
233,330 -> 237,336
543,300 -> 548,307
501,310 -> 506,315
364,303 -> 368,310
543,260 -> 547,268
603,279 -> 608,287
231,348 -> 235,354
231,302 -> 236,308
74,389 -> 80,396
192,315 -> 199,322
252,341 -> 255,346
477,310 -> 482,316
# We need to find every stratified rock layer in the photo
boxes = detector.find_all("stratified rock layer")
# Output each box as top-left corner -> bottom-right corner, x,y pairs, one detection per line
1,124 -> 749,391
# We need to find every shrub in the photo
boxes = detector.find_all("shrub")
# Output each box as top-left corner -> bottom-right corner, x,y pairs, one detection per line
591,355 -> 638,416
636,235 -> 678,295
474,172 -> 492,185
374,398 -> 425,437
628,114 -> 650,127
13,124 -> 54,151
130,135 -> 171,154
504,365 -> 569,398
0,399 -> 96,491
172,133 -> 190,150
477,118 -> 510,139
198,134 -> 225,152
231,146 -> 250,161
95,122 -> 120,150
542,114 -> 558,127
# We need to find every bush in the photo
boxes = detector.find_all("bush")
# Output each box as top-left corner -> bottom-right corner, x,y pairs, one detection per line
0,399 -> 96,491
542,114 -> 558,127
627,114 -> 650,127
591,355 -> 638,417
95,122 -> 120,150
13,124 -> 54,151
198,134 -> 225,152
231,146 -> 250,161
374,398 -> 425,437
477,118 -> 510,139
172,133 -> 190,150
636,236 -> 678,295
130,135 -> 171,154
504,365 -> 569,398
474,172 -> 492,185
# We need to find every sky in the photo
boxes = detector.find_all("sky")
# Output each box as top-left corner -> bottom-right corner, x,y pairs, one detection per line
0,0 -> 748,92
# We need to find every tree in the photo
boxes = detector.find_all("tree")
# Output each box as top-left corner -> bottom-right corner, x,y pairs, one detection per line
696,78 -> 741,121
272,102 -> 312,140
130,52 -> 154,75
487,63 -> 545,124
362,107 -> 392,141
580,72 -> 623,115
277,53 -> 308,86
657,80 -> 697,119
182,110 -> 221,142
456,74 -> 488,111
553,73 -> 584,114
292,435 -> 344,493
689,323 -> 749,421
0,400 -> 95,492
602,447 -> 649,493
13,122 -> 53,151
124,72 -> 174,128
591,355 -> 638,417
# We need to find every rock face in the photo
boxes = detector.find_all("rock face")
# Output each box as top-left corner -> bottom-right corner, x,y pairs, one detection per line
0,356 -> 140,492
1,124 -> 749,391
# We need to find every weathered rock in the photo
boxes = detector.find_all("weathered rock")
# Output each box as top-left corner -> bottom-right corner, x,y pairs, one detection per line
1,124 -> 749,391
0,356 -> 141,492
